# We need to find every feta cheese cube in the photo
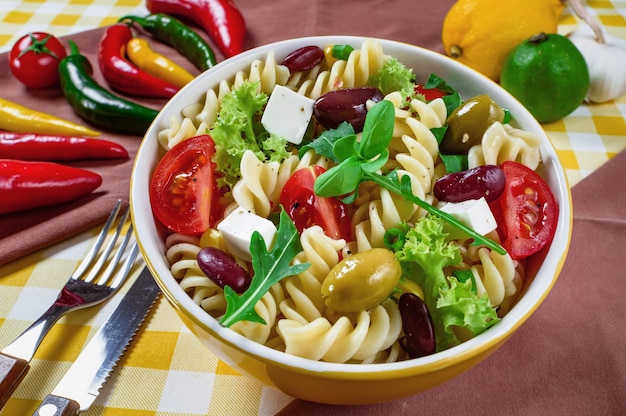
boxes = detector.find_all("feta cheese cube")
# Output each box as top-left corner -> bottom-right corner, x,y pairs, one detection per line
438,197 -> 498,237
261,85 -> 314,145
217,207 -> 277,262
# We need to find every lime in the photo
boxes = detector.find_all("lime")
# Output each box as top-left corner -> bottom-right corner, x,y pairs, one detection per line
500,32 -> 590,123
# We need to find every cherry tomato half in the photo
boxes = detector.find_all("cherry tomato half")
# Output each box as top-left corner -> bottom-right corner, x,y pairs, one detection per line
280,165 -> 353,241
9,32 -> 67,89
489,161 -> 559,260
149,135 -> 221,235
414,84 -> 448,101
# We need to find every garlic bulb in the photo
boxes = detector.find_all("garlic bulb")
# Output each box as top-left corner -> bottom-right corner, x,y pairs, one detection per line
568,25 -> 626,103
567,0 -> 626,103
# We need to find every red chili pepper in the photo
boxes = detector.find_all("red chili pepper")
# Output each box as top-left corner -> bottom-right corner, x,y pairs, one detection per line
146,0 -> 246,58
0,132 -> 129,161
98,23 -> 179,98
0,159 -> 102,215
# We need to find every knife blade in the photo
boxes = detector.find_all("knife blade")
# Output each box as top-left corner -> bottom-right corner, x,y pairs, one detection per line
32,266 -> 161,416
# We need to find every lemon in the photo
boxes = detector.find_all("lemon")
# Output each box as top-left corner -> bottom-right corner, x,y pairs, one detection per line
442,0 -> 563,81
500,32 -> 590,123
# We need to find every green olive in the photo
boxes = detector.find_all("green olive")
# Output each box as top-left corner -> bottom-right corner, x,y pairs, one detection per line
439,94 -> 505,155
321,248 -> 401,313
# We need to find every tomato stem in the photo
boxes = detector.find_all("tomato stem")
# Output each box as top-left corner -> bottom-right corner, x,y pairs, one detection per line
19,33 -> 61,60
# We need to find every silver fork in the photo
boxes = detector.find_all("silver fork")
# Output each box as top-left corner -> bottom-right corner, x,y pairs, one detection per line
0,199 -> 139,409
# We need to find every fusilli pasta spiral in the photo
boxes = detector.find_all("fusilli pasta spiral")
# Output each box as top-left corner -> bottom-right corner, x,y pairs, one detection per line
290,38 -> 387,99
165,233 -> 228,313
352,95 -> 443,252
454,234 -> 524,314
229,149 -> 329,218
468,121 -> 542,170
279,226 -> 346,324
277,298 -> 402,363
158,51 -> 290,150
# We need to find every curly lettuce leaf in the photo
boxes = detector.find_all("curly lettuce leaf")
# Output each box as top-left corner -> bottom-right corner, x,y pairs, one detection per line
395,215 -> 461,295
392,215 -> 499,351
210,81 -> 290,190
438,278 -> 499,340
367,57 -> 416,99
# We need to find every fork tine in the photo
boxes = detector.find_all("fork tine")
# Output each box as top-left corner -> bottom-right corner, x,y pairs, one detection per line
96,223 -> 137,288
82,204 -> 130,284
108,240 -> 140,290
70,199 -> 124,281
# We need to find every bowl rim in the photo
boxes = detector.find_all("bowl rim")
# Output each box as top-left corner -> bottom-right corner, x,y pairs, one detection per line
130,35 -> 573,376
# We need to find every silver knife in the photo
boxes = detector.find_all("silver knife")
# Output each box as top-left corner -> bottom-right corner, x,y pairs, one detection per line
32,266 -> 161,416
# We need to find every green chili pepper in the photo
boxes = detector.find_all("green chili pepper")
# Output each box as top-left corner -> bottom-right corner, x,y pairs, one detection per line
58,40 -> 159,136
119,13 -> 217,71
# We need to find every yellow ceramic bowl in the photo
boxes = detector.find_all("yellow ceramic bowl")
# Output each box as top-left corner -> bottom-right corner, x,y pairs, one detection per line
130,36 -> 573,405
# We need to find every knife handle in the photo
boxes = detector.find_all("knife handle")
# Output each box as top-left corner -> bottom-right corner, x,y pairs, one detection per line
33,395 -> 81,416
0,352 -> 30,409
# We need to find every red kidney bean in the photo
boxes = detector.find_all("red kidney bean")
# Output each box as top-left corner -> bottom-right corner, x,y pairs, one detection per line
313,87 -> 384,133
281,45 -> 324,73
197,247 -> 251,293
399,293 -> 436,359
434,164 -> 506,203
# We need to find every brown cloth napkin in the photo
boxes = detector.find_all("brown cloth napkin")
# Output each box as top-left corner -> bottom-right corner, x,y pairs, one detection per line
0,29 -> 169,266
0,0 -> 454,266
278,150 -> 626,415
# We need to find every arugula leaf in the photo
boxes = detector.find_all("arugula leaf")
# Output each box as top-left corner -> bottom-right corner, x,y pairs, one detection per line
315,156 -> 363,202
312,100 -> 506,255
220,209 -> 310,327
423,73 -> 456,94
439,153 -> 468,173
422,73 -> 462,117
432,125 -> 468,173
431,125 -> 447,144
333,133 -> 360,161
299,122 -> 354,162
359,98 -> 395,159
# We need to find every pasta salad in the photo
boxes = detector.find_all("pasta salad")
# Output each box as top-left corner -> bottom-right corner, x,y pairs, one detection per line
149,39 -> 559,363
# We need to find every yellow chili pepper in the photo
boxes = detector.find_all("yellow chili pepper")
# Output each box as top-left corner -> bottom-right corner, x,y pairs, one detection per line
126,38 -> 195,89
0,97 -> 100,136
323,45 -> 338,67
394,278 -> 425,301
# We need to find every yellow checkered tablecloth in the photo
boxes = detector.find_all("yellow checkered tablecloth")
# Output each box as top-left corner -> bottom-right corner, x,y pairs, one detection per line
1,1 -> 626,415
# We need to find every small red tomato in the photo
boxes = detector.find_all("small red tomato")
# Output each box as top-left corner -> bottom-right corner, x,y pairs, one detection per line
414,84 -> 448,101
489,161 -> 559,260
149,135 -> 221,235
280,166 -> 353,242
9,32 -> 67,89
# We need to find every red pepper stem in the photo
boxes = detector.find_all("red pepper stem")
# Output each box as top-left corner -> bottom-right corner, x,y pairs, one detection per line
118,15 -> 149,27
68,39 -> 80,56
